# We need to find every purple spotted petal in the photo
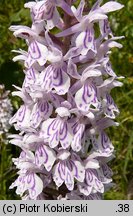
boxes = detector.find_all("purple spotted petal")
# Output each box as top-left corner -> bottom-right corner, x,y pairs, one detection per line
65,168 -> 74,191
10,172 -> 43,200
101,163 -> 113,179
102,57 -> 116,77
64,47 -> 82,60
71,123 -> 85,152
71,160 -> 85,182
40,66 -> 70,95
75,28 -> 95,55
30,100 -> 53,128
17,105 -> 27,123
56,10 -> 107,38
98,164 -> 112,184
40,65 -> 53,92
85,170 -> 104,194
29,0 -> 55,21
43,118 -> 72,150
104,93 -> 119,119
99,19 -> 112,38
52,68 -> 70,95
59,121 -> 72,149
53,162 -> 65,187
26,173 -> 43,199
98,131 -> 114,154
35,144 -> 56,171
9,175 -> 26,196
24,68 -> 39,88
10,105 -> 31,131
25,41 -> 48,68
41,118 -> 61,148
75,81 -> 99,112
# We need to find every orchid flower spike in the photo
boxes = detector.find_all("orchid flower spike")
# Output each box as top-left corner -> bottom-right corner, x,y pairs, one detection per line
9,0 -> 124,200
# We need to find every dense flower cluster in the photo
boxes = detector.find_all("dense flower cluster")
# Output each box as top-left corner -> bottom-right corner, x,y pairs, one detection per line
0,84 -> 13,136
9,0 -> 124,200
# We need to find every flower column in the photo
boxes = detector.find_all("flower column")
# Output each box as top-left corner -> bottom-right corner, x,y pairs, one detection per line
9,0 -> 124,200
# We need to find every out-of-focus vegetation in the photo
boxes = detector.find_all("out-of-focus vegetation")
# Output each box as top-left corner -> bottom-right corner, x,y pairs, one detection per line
0,0 -> 30,200
0,0 -> 132,200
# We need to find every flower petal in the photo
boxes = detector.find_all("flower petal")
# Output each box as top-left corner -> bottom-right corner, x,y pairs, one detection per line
26,41 -> 48,68
10,105 -> 31,131
56,23 -> 82,37
75,81 -> 99,112
84,158 -> 100,169
91,0 -> 103,11
53,68 -> 70,95
26,173 -> 43,199
102,57 -> 116,77
86,170 -> 104,194
30,100 -> 53,128
59,121 -> 73,149
67,59 -> 81,79
47,47 -> 62,63
56,107 -> 70,118
24,68 -> 39,88
78,182 -> 92,196
71,0 -> 85,21
71,123 -> 85,152
99,19 -> 112,38
82,68 -> 102,82
98,131 -> 114,154
100,2 -> 124,13
103,93 -> 119,119
53,162 -> 65,187
89,12 -> 107,23
76,28 -> 95,55
40,66 -> 53,92
47,8 -> 60,29
65,168 -> 74,191
71,160 -> 85,182
35,144 -> 56,171
41,118 -> 61,148
29,0 -> 55,22
64,47 -> 81,60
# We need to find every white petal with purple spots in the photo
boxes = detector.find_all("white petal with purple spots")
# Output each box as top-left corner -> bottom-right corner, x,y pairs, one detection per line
30,100 -> 53,128
35,144 -> 56,171
75,81 -> 99,112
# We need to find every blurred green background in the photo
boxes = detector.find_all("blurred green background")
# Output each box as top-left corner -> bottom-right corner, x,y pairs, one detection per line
0,0 -> 133,200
